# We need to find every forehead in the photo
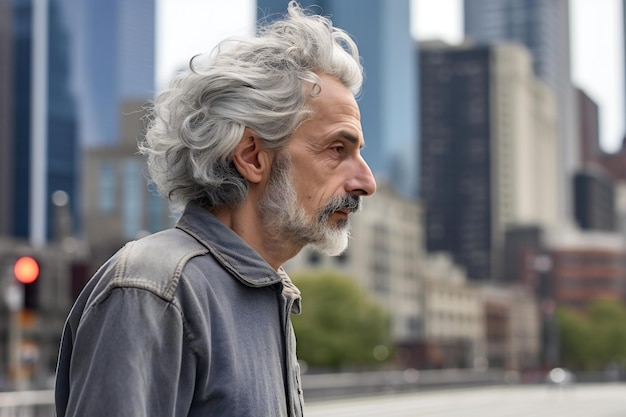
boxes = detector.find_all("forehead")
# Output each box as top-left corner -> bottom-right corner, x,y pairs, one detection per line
301,74 -> 363,141
308,74 -> 360,116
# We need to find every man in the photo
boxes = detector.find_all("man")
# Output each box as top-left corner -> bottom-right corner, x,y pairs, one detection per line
54,1 -> 376,416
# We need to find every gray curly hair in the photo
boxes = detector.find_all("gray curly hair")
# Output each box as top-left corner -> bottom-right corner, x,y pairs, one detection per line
140,1 -> 363,212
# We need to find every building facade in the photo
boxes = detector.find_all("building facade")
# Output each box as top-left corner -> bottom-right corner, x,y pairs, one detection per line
547,230 -> 626,311
69,0 -> 155,147
464,0 -> 577,224
8,0 -> 79,243
417,255 -> 484,369
597,142 -> 626,239
573,168 -> 617,232
83,101 -> 174,268
577,88 -> 602,167
598,140 -> 626,182
480,285 -> 541,371
617,183 -> 626,238
257,0 -> 419,198
0,0 -> 13,235
551,247 -> 626,311
419,41 -> 559,281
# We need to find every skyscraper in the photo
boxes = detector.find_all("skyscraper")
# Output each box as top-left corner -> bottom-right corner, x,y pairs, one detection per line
0,0 -> 13,235
9,0 -> 78,243
257,0 -> 419,198
574,88 -> 617,232
573,169 -> 617,232
70,0 -> 155,147
464,0 -> 577,224
420,42 -> 559,280
2,0 -> 155,243
577,88 -> 601,167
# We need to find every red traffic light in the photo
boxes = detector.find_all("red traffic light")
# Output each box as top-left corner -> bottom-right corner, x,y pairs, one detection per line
14,257 -> 40,284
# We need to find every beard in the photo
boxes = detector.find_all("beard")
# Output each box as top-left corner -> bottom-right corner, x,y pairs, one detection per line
259,152 -> 361,256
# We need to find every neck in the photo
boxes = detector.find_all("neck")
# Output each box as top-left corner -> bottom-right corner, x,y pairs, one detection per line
210,203 -> 302,271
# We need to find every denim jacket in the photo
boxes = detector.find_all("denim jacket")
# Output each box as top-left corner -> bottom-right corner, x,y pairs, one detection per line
55,203 -> 304,417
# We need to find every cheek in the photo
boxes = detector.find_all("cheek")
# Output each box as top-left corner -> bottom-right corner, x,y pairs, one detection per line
292,170 -> 323,200
291,160 -> 344,206
294,185 -> 329,216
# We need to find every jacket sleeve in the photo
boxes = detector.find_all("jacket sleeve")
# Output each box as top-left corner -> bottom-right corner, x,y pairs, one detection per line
63,287 -> 196,417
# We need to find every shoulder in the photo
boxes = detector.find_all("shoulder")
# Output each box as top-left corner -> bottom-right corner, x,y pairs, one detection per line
115,228 -> 209,300
85,228 -> 209,308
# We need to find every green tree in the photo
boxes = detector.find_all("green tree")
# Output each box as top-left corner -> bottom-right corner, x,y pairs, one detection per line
556,306 -> 593,369
291,270 -> 392,371
557,298 -> 626,370
587,299 -> 626,367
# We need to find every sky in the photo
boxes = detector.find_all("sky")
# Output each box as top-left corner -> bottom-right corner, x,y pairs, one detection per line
157,0 -> 625,153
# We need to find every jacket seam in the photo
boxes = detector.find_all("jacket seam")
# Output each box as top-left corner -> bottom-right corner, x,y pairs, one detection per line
81,283 -> 202,365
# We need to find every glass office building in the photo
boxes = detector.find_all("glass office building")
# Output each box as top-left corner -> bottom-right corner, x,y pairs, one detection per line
9,0 -> 78,240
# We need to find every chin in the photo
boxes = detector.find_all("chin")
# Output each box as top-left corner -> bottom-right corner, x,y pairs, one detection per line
310,230 -> 350,256
335,218 -> 349,229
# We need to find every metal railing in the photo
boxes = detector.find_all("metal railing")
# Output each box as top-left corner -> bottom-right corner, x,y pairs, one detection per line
302,368 -> 508,400
0,390 -> 54,417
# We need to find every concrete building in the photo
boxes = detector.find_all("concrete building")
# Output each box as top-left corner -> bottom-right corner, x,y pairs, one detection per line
574,87 -> 620,233
577,88 -> 602,167
464,0 -> 577,224
417,255 -> 484,369
257,0 -> 419,198
598,140 -> 626,182
573,168 -> 617,232
82,101 -> 174,268
419,41 -> 559,281
546,229 -> 626,311
480,285 -> 541,371
617,183 -> 626,238
595,136 -> 626,240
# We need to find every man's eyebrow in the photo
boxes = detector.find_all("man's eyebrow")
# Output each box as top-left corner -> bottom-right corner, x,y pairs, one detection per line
339,131 -> 360,146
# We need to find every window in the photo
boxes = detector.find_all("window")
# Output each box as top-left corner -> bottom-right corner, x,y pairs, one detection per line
122,159 -> 142,239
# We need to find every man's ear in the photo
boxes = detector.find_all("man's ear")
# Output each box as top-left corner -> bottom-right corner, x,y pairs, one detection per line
232,128 -> 270,184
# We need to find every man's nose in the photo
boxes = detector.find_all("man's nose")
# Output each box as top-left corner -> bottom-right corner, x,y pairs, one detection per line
346,156 -> 377,196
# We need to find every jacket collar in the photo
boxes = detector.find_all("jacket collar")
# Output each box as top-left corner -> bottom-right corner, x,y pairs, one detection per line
175,202 -> 294,291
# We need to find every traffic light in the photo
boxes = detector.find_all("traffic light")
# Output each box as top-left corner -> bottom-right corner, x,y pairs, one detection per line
13,256 -> 40,310
14,257 -> 39,284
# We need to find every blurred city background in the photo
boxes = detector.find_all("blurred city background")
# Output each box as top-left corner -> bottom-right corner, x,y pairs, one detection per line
1,0 -> 626,414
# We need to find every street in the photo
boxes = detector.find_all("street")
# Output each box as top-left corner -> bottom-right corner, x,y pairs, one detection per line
304,383 -> 626,417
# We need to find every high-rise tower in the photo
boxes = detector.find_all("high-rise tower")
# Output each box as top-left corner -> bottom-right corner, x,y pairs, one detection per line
464,0 -> 577,224
0,0 -> 13,235
420,42 -> 559,280
8,0 -> 78,243
70,0 -> 156,147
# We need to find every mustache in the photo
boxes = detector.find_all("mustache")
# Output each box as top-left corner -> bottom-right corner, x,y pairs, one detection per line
317,195 -> 361,222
